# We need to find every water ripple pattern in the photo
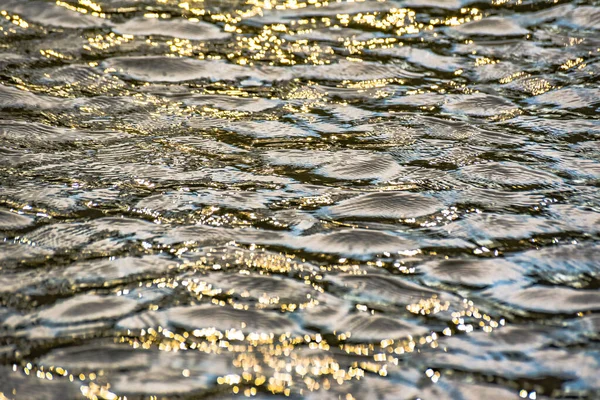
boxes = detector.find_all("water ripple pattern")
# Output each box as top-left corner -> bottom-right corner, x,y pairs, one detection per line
0,0 -> 599,398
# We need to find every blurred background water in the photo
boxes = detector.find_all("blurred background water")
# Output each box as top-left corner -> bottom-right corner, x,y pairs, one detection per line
0,0 -> 599,398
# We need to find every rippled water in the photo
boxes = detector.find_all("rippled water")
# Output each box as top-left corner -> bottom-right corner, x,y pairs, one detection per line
0,0 -> 599,398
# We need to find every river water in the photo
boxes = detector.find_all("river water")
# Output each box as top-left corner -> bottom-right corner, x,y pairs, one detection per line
0,0 -> 599,398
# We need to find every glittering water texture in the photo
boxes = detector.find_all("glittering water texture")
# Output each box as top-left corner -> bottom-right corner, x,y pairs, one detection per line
0,0 -> 599,398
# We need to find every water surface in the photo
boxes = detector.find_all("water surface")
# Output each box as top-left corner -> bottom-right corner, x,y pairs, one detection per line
0,0 -> 599,398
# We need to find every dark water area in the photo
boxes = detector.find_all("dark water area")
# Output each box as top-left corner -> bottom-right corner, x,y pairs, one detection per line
0,0 -> 599,398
